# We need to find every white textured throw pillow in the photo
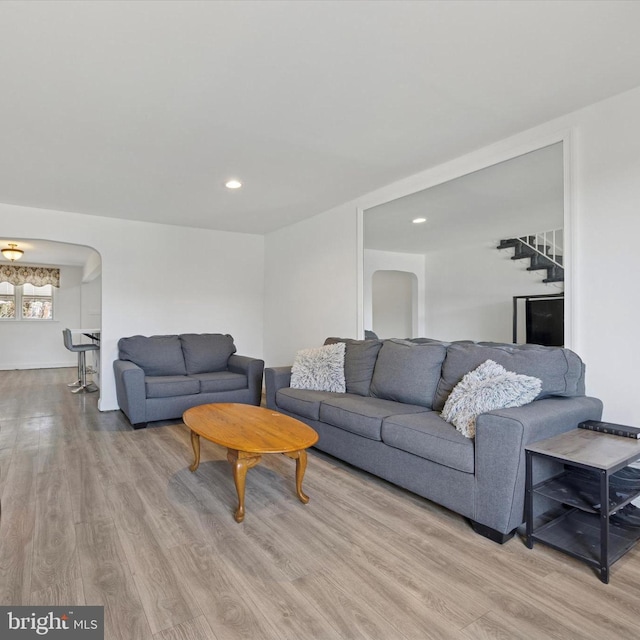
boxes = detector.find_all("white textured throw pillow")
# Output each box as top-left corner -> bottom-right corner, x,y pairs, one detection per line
290,342 -> 346,393
442,359 -> 541,439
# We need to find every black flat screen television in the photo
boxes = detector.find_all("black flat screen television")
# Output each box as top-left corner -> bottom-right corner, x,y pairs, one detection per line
526,297 -> 564,346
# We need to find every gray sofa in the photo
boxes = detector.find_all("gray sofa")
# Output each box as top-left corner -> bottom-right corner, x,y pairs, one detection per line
113,333 -> 264,429
265,337 -> 603,543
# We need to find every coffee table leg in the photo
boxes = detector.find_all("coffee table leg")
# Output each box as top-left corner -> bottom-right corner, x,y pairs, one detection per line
227,449 -> 261,523
189,431 -> 200,472
284,449 -> 310,504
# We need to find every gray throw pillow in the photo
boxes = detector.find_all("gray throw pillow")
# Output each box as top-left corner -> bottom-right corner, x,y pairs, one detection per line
291,343 -> 346,393
324,337 -> 382,396
441,359 -> 542,438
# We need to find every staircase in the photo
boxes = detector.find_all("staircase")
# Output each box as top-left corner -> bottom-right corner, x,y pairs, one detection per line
497,230 -> 564,283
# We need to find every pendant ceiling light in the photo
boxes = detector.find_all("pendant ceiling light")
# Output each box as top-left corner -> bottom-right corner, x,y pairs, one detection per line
1,243 -> 24,261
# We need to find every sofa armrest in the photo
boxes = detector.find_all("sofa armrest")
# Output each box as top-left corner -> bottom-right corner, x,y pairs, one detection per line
113,360 -> 147,426
474,395 -> 603,534
228,354 -> 265,406
265,366 -> 292,409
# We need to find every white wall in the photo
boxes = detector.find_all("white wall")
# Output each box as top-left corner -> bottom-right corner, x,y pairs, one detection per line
0,204 -> 265,411
263,202 -> 358,366
0,265 -> 82,370
82,251 -> 101,282
81,274 -> 101,330
264,84 -> 640,424
424,241 -> 561,342
572,88 -> 640,423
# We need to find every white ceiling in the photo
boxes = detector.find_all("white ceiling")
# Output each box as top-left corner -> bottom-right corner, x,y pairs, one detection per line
365,142 -> 563,253
1,1 -> 640,236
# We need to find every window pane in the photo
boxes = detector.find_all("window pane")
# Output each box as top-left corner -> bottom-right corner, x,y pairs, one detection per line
22,297 -> 52,319
22,283 -> 53,296
0,295 -> 16,318
0,282 -> 14,295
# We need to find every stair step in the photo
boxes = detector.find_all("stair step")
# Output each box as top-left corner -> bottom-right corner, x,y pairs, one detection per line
543,264 -> 565,283
527,254 -> 556,270
511,248 -> 536,259
497,238 -> 520,249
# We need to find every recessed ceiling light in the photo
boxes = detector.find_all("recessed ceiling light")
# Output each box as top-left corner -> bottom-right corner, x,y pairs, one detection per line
412,217 -> 427,224
225,179 -> 242,189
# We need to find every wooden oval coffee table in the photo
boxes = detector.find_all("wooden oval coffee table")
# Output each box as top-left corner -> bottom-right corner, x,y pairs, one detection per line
183,403 -> 319,522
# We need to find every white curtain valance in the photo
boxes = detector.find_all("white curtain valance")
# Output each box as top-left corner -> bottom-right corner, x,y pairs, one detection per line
0,265 -> 60,287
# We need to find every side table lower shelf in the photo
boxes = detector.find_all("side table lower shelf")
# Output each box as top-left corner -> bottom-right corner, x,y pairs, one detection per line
532,508 -> 640,569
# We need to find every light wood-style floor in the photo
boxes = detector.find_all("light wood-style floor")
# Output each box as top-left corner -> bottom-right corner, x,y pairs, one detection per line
1,368 -> 640,640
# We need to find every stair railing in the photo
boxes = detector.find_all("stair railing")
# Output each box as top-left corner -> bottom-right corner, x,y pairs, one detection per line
520,229 -> 563,268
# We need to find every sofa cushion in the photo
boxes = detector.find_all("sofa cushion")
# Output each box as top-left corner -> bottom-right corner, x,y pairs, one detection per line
290,343 -> 346,392
145,375 -> 200,399
319,395 -> 429,441
369,339 -> 446,408
441,359 -> 542,438
190,371 -> 247,393
119,335 -> 187,376
180,333 -> 237,374
381,412 -> 475,473
324,337 -> 383,396
276,388 -> 346,421
433,342 -> 585,411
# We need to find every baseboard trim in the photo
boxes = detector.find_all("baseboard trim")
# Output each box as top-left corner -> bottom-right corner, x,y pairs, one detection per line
0,362 -> 76,370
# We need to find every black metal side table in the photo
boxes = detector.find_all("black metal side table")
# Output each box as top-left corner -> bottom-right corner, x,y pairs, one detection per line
526,428 -> 640,583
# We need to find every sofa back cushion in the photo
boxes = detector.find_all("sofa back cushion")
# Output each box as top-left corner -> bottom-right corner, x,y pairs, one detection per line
369,339 -> 447,408
118,335 -> 187,376
432,342 -> 585,411
180,333 -> 237,374
324,337 -> 383,396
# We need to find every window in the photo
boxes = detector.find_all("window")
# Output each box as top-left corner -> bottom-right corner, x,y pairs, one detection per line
0,282 -> 16,318
22,284 -> 54,319
0,283 -> 53,320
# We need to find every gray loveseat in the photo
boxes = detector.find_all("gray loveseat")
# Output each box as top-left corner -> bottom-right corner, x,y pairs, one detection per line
114,333 -> 264,429
265,337 -> 603,543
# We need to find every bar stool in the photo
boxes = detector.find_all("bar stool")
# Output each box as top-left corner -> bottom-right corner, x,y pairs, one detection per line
62,329 -> 99,393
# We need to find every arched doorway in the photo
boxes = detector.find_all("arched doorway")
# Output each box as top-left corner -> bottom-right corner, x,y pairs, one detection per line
371,270 -> 418,339
0,238 -> 102,387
